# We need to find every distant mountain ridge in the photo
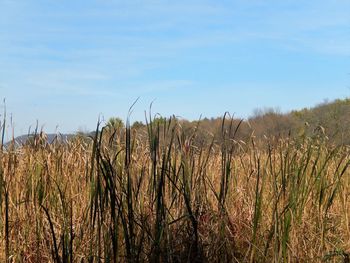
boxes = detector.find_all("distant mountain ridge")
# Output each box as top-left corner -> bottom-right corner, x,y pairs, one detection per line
5,133 -> 75,146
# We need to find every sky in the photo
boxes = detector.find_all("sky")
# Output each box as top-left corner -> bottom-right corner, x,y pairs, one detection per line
0,0 -> 349,136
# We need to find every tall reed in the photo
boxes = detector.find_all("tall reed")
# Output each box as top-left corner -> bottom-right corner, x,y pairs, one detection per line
0,112 -> 349,262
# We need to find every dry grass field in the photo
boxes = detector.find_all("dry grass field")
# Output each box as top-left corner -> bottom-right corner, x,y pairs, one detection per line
0,116 -> 349,262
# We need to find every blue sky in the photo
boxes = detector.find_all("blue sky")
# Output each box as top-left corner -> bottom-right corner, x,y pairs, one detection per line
0,0 -> 349,136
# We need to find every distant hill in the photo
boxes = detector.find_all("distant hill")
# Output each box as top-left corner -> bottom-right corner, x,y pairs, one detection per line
173,97 -> 350,146
290,98 -> 350,143
242,97 -> 350,145
5,133 -> 75,147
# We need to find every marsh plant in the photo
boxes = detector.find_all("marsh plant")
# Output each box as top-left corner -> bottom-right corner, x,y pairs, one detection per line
0,111 -> 349,262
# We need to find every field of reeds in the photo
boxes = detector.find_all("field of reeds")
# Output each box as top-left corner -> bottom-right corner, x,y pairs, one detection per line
0,113 -> 349,262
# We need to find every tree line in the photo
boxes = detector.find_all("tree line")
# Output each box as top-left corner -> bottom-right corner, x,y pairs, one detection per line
92,98 -> 350,147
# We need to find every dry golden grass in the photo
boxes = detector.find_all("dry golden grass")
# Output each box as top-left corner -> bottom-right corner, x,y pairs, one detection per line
0,119 -> 349,262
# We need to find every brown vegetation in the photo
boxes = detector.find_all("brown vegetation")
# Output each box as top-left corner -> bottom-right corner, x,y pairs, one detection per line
0,98 -> 350,262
